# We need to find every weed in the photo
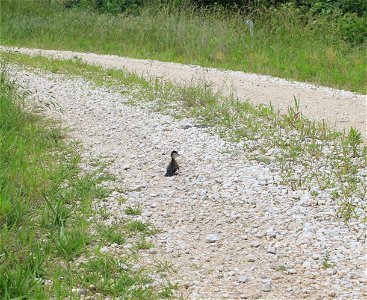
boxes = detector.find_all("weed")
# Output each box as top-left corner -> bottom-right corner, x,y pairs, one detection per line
321,250 -> 335,269
125,220 -> 158,236
135,237 -> 154,250
78,254 -> 151,296
55,224 -> 89,260
96,222 -> 126,245
158,281 -> 178,299
125,205 -> 142,216
331,190 -> 340,200
337,201 -> 357,223
153,260 -> 176,274
276,265 -> 287,272
41,194 -> 70,228
347,127 -> 363,157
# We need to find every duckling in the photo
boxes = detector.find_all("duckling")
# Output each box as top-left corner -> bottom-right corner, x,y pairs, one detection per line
165,150 -> 180,177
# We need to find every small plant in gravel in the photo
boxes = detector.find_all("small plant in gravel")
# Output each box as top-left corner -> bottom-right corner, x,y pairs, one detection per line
96,222 -> 126,245
337,201 -> 357,223
125,205 -> 142,215
154,259 -> 176,274
125,220 -> 159,236
71,254 -> 161,298
321,250 -> 335,270
117,196 -> 127,204
346,127 -> 363,157
276,265 -> 287,272
135,237 -> 154,250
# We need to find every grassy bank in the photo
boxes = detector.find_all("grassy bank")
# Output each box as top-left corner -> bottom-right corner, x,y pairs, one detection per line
0,63 -> 175,299
0,0 -> 366,93
5,52 -> 366,223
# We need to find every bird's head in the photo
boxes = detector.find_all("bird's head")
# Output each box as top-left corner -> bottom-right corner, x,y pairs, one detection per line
171,150 -> 179,159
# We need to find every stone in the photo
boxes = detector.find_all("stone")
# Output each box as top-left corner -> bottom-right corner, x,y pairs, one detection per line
266,229 -> 277,238
72,288 -> 86,296
303,261 -> 312,269
205,234 -> 220,243
327,268 -> 337,275
129,184 -> 147,192
99,246 -> 110,253
117,262 -> 129,270
247,256 -> 256,262
328,290 -> 336,298
349,272 -> 358,279
238,275 -> 249,283
311,254 -> 320,260
267,246 -> 276,254
261,279 -> 272,292
250,241 -> 261,248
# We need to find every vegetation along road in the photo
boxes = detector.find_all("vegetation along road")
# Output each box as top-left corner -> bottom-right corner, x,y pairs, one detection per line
1,46 -> 366,140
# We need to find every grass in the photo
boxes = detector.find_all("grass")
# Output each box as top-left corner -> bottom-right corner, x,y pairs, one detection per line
4,52 -> 366,224
125,205 -> 143,216
0,0 -> 366,93
96,222 -> 126,245
321,250 -> 335,270
125,220 -> 159,236
0,62 -> 176,299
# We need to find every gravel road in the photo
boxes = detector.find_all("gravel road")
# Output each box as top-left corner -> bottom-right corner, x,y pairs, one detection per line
9,65 -> 366,300
1,46 -> 366,141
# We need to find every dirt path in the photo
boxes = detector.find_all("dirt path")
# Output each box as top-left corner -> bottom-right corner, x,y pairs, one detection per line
1,46 -> 366,140
10,65 -> 366,300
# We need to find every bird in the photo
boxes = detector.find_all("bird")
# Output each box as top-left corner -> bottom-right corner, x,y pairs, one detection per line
165,150 -> 180,177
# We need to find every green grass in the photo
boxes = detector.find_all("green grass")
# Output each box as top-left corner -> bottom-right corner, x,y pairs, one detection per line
125,205 -> 143,216
125,220 -> 159,236
96,222 -> 126,245
0,0 -> 366,93
321,250 -> 335,270
4,52 -> 366,224
0,62 -> 175,299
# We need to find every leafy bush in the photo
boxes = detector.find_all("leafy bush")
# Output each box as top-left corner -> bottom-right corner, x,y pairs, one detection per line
58,0 -> 366,44
60,0 -> 151,14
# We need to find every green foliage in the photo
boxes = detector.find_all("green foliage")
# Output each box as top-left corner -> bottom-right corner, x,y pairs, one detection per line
0,66 -> 101,298
125,205 -> 142,215
347,127 -> 363,157
96,222 -> 126,244
321,250 -> 334,269
1,0 -> 366,92
79,254 -> 157,298
195,0 -> 367,44
61,0 -> 152,14
55,225 -> 89,260
304,0 -> 367,17
125,220 -> 158,235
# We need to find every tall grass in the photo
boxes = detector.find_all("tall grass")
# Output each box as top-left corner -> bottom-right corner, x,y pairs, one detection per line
0,0 -> 366,93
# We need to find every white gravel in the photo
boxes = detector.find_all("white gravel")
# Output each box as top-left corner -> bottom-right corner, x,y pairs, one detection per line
9,66 -> 366,299
1,45 -> 366,140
